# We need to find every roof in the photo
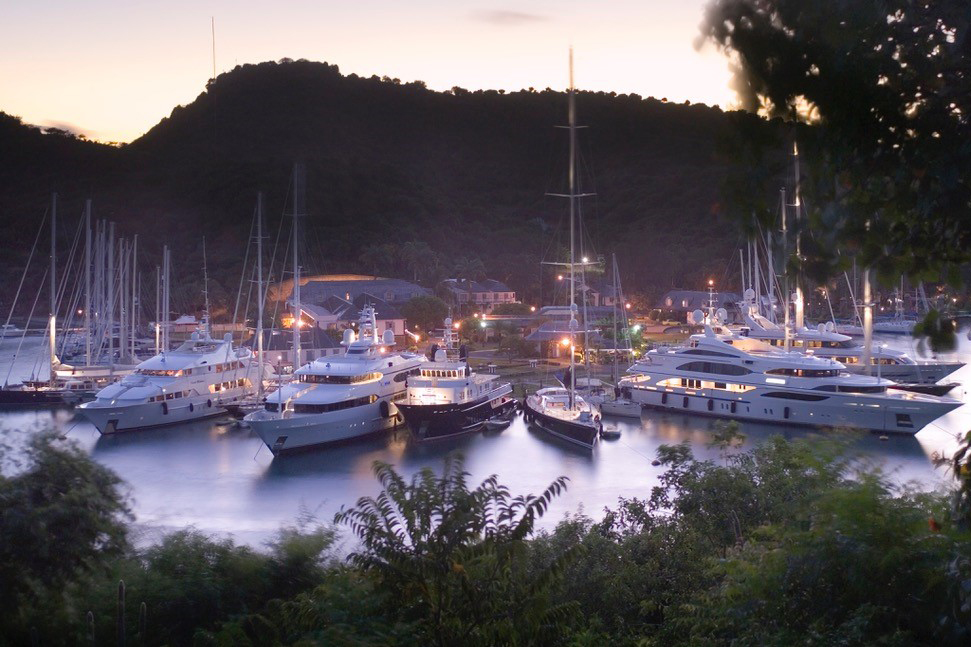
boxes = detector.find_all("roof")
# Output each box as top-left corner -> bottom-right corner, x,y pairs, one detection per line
524,321 -> 603,343
245,328 -> 342,351
656,290 -> 741,311
443,278 -> 514,294
301,277 -> 429,305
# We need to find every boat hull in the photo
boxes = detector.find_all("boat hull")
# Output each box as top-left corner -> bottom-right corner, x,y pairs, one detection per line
0,388 -> 86,407
522,397 -> 600,448
77,394 -> 234,433
398,394 -> 517,441
245,399 -> 404,454
626,385 -> 957,434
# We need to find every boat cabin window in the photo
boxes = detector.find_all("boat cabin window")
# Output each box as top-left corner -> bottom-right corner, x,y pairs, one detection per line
766,368 -> 839,378
395,367 -> 421,382
138,369 -> 183,377
681,349 -> 737,358
675,361 -> 751,376
299,372 -> 381,385
812,384 -> 887,394
292,394 -> 378,414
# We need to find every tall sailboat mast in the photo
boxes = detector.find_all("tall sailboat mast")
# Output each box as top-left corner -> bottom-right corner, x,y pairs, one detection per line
48,193 -> 57,385
567,49 -> 578,410
84,199 -> 92,366
291,163 -> 305,371
256,192 -> 265,400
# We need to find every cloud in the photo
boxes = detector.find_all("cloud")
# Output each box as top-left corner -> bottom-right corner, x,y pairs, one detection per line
472,10 -> 548,26
37,119 -> 97,139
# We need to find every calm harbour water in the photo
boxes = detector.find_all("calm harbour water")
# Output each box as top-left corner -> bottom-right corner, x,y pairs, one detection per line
2,332 -> 970,548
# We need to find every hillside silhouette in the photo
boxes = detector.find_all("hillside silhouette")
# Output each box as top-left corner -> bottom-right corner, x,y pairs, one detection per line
0,59 -> 764,317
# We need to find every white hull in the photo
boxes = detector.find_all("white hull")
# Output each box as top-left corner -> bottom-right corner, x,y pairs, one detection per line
246,398 -> 402,454
626,385 -> 954,434
79,389 -> 247,433
599,398 -> 642,418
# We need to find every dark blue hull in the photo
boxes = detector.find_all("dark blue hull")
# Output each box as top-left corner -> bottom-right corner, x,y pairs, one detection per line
398,395 -> 517,441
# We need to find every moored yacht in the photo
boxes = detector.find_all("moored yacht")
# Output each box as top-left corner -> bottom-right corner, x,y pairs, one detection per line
620,322 -> 960,434
731,308 -> 963,384
397,318 -> 516,441
244,306 -> 424,454
78,329 -> 262,433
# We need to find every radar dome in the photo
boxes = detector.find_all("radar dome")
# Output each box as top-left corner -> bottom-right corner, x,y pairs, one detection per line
715,307 -> 728,323
444,317 -> 452,327
691,309 -> 705,325
382,329 -> 395,345
744,288 -> 755,301
342,329 -> 355,345
224,333 -> 233,342
824,321 -> 836,332
434,349 -> 447,362
817,323 -> 826,332
190,331 -> 199,341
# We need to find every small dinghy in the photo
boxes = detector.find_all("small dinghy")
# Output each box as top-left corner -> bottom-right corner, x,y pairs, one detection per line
484,409 -> 516,431
599,425 -> 621,440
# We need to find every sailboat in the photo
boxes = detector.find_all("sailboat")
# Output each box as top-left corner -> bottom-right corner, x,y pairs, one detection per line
522,51 -> 602,448
597,254 -> 642,418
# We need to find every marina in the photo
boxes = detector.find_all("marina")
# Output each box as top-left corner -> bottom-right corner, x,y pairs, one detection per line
2,331 -> 968,548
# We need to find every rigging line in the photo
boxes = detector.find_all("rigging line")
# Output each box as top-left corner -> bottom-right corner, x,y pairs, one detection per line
1,209 -> 48,345
9,265 -> 50,387
232,201 -> 258,344
264,172 -> 293,325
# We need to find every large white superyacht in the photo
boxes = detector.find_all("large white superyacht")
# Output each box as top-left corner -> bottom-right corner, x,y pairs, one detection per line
731,297 -> 963,385
245,306 -> 425,454
619,322 -> 960,434
78,327 -> 262,433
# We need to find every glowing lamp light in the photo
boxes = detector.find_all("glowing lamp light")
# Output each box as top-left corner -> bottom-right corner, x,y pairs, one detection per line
708,279 -> 714,287
379,347 -> 386,354
632,324 -> 642,333
560,337 -> 570,347
453,322 -> 461,330
557,274 -> 563,281
582,256 -> 588,263
530,306 -> 536,312
77,309 -> 83,315
625,303 -> 631,310
480,321 -> 487,329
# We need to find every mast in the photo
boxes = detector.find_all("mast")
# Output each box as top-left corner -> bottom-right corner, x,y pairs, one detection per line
291,162 -> 305,371
568,49 -> 578,409
202,237 -> 211,337
793,141 -> 805,330
611,254 -> 619,385
780,188 -> 791,353
108,222 -> 115,362
162,245 -> 170,352
155,265 -> 161,355
84,199 -> 92,366
119,239 -> 128,363
131,234 -> 137,359
256,192 -> 265,400
48,193 -> 57,385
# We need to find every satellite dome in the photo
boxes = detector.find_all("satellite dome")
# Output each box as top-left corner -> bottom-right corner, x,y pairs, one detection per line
434,349 -> 447,362
444,317 -> 452,327
744,288 -> 755,301
715,307 -> 728,323
824,321 -> 836,332
224,333 -> 233,343
817,323 -> 826,332
691,309 -> 705,325
382,329 -> 395,345
342,328 -> 355,345
190,331 -> 199,341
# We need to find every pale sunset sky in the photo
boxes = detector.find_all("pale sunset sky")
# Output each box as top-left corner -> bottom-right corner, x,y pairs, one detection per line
0,1 -> 735,143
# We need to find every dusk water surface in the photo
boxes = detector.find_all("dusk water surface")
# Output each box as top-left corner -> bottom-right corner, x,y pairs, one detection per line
2,332 -> 970,548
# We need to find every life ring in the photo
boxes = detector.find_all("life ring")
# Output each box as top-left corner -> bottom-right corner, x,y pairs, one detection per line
162,401 -> 168,415
379,400 -> 391,418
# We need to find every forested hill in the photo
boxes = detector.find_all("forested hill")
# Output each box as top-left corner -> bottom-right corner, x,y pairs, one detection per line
0,59 -> 768,316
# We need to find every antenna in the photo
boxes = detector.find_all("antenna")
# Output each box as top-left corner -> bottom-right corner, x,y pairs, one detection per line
211,17 -> 216,81
203,236 -> 211,336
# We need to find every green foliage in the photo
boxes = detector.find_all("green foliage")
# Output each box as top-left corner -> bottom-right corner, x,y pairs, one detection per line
400,295 -> 449,332
702,0 -> 971,283
491,302 -> 532,316
335,454 -> 580,646
913,308 -> 958,355
0,431 -> 131,644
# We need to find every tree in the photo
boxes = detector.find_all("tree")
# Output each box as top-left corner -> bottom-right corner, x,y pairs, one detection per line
400,295 -> 449,332
491,302 -> 532,316
399,240 -> 433,283
0,431 -> 131,643
453,257 -> 486,314
701,0 -> 971,284
335,455 -> 579,646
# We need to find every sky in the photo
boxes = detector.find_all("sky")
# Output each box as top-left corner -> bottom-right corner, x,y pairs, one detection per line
0,1 -> 736,144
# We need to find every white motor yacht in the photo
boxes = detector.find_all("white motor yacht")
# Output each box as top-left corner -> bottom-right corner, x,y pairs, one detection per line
730,310 -> 963,385
244,306 -> 425,454
78,330 -> 262,433
619,324 -> 960,434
